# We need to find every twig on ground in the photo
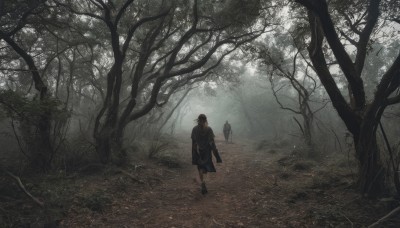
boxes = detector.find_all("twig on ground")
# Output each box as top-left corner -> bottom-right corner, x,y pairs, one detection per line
340,212 -> 353,228
368,206 -> 400,228
163,169 -> 176,174
3,170 -> 44,207
116,168 -> 145,184
0,206 -> 11,223
212,218 -> 224,226
147,177 -> 164,183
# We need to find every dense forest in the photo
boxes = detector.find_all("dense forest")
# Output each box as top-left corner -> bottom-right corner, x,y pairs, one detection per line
1,0 -> 400,227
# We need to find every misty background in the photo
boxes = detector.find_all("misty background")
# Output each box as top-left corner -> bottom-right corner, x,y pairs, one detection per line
1,0 -> 400,227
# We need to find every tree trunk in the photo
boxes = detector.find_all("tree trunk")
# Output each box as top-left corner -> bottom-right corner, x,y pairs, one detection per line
300,101 -> 313,150
93,61 -> 124,164
355,120 -> 385,198
95,114 -> 126,164
303,114 -> 314,156
114,123 -> 127,164
95,126 -> 112,164
1,31 -> 55,172
32,111 -> 53,172
293,113 -> 314,155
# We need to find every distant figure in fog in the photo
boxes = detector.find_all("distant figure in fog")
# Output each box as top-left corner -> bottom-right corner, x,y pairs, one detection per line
223,120 -> 232,143
191,114 -> 222,195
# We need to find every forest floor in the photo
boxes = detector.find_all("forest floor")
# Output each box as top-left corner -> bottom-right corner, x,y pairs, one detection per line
1,135 -> 400,227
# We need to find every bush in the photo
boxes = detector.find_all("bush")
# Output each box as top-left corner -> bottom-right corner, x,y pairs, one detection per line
277,155 -> 296,167
59,135 -> 96,173
79,191 -> 111,212
291,160 -> 315,171
310,171 -> 342,189
0,90 -> 70,171
256,139 -> 291,151
148,140 -> 171,159
156,153 -> 181,168
146,137 -> 181,168
279,172 -> 291,179
113,176 -> 130,192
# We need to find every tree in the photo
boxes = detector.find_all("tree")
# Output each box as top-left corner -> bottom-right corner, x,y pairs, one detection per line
291,0 -> 400,197
0,0 -> 61,171
258,34 -> 327,153
58,0 -> 266,163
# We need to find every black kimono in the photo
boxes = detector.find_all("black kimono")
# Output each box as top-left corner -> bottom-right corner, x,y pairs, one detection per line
191,125 -> 218,172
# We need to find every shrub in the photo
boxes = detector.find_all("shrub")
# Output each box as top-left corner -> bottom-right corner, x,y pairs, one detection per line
148,140 -> 171,159
310,171 -> 342,189
0,90 -> 70,171
79,191 -> 111,212
156,153 -> 181,168
291,160 -> 315,171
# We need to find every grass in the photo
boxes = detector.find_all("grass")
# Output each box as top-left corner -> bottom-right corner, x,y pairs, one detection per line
146,137 -> 182,169
291,160 -> 315,171
78,191 -> 112,212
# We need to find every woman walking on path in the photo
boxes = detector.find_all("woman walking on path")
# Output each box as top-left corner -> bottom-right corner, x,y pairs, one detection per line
191,114 -> 222,195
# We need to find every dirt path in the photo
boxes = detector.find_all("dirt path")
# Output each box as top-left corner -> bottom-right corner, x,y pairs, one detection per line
133,137 -> 267,228
61,135 -> 390,227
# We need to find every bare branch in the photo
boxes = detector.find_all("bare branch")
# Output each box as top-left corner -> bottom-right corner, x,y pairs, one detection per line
1,170 -> 45,207
115,0 -> 134,25
122,8 -> 170,56
339,30 -> 358,46
269,72 -> 301,114
54,0 -> 105,21
354,0 -> 381,75
0,31 -> 47,98
385,91 -> 400,106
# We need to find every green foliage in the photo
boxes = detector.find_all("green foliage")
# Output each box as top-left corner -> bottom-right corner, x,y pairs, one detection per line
213,0 -> 261,29
1,0 -> 44,30
329,0 -> 366,14
381,0 -> 400,20
0,90 -> 71,170
0,90 -> 66,123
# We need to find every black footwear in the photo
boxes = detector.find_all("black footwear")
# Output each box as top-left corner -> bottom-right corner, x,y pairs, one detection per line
201,183 -> 208,195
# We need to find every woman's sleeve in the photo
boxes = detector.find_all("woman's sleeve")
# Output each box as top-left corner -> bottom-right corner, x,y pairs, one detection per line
191,128 -> 198,165
209,128 -> 217,150
209,127 -> 215,139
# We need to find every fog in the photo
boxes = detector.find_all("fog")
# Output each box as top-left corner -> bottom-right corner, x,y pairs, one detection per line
1,0 -> 400,227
